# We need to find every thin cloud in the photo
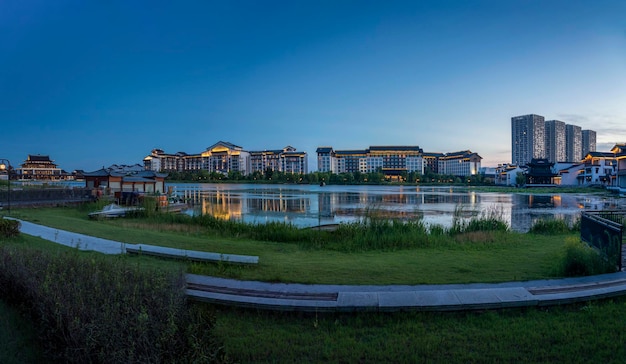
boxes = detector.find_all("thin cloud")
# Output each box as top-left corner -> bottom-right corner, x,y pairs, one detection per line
556,114 -> 590,124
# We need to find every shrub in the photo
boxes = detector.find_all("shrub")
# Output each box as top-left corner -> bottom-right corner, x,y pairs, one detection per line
0,219 -> 20,238
0,246 -> 223,363
559,239 -> 615,277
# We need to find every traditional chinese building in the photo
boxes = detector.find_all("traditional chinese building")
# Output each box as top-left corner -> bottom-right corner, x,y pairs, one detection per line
525,158 -> 558,186
83,165 -> 168,194
16,155 -> 63,180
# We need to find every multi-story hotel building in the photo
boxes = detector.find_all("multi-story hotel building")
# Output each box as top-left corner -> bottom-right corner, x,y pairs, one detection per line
316,146 -> 481,177
582,130 -> 597,158
544,120 -> 566,163
511,114 -> 545,166
316,146 -> 425,175
422,152 -> 441,174
316,147 -> 336,173
144,141 -> 307,175
438,151 -> 482,176
335,150 -> 368,173
249,146 -> 308,175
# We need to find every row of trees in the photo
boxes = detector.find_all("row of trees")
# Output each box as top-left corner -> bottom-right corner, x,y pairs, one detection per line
165,168 -> 492,185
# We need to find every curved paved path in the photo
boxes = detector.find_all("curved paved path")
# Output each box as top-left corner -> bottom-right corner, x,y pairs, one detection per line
11,218 -> 626,312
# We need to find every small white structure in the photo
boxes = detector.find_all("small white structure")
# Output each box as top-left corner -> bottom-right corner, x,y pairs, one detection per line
555,163 -> 583,186
495,164 -> 524,186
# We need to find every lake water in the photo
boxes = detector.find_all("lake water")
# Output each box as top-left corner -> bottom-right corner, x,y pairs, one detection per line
171,183 -> 626,232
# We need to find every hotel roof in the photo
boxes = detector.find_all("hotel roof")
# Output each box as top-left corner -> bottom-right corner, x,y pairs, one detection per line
368,146 -> 423,152
316,147 -> 334,153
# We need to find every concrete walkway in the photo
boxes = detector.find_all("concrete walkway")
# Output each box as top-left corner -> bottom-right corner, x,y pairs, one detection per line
16,218 -> 128,254
12,218 -> 257,263
186,273 -> 626,312
11,218 -> 626,312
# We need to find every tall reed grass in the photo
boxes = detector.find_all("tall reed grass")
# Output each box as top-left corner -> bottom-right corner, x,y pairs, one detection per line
449,205 -> 509,235
529,218 -> 576,234
116,203 -> 513,253
0,245 -> 223,363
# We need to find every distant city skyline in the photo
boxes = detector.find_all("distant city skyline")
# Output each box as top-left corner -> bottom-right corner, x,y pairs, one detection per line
511,114 -> 596,166
2,1 -> 625,172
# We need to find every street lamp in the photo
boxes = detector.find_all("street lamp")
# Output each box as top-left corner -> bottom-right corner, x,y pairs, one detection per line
0,159 -> 11,214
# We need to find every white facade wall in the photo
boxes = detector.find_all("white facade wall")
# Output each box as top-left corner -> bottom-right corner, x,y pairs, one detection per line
238,151 -> 250,175
366,157 -> 383,173
579,160 -> 615,186
317,155 -> 332,172
359,158 -> 367,173
495,165 -> 523,186
406,156 -> 424,173
145,157 -> 161,171
336,158 -> 346,173
618,157 -> 626,188
557,164 -> 583,186
503,169 -> 522,186
441,159 -> 468,177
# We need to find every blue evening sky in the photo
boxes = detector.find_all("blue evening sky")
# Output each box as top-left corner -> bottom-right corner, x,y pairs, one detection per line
1,0 -> 625,172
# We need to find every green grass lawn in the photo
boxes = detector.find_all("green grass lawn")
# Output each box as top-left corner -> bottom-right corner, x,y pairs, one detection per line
4,206 -> 622,363
213,298 -> 626,363
7,207 -> 571,284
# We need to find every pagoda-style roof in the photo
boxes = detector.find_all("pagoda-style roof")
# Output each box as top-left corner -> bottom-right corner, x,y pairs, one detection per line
26,154 -> 53,162
525,159 -> 557,176
610,143 -> 626,154
206,141 -> 243,151
584,152 -> 616,159
83,167 -> 168,179
524,158 -> 557,186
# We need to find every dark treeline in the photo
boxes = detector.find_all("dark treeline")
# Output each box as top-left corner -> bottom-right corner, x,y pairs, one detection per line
165,168 -> 492,185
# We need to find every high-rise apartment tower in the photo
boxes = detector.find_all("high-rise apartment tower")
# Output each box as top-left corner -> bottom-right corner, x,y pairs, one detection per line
511,114 -> 545,165
545,120 -> 566,163
582,130 -> 597,158
565,124 -> 582,162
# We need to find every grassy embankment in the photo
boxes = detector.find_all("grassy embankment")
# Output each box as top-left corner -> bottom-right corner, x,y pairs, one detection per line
0,230 -> 222,363
7,204 -> 591,284
1,204 -> 620,363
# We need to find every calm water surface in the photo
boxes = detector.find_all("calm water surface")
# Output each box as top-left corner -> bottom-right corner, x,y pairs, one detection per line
171,183 -> 626,232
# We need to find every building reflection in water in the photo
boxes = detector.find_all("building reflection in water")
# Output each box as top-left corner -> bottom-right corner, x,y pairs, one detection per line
182,187 -> 310,224
172,184 -> 626,232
